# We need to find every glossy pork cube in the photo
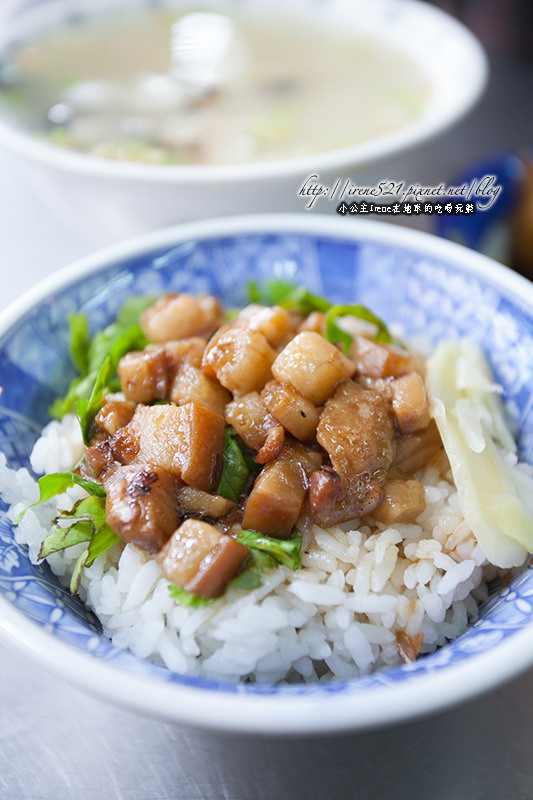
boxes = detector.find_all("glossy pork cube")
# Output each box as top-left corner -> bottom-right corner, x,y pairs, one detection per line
242,444 -> 320,538
392,420 -> 443,474
370,477 -> 426,524
104,464 -> 179,552
315,379 -> 395,522
224,391 -> 278,450
261,380 -> 319,441
170,363 -> 231,416
157,519 -> 249,598
237,304 -> 296,347
141,293 -> 222,341
202,326 -> 276,396
113,402 -> 225,491
95,396 -> 135,435
350,336 -> 411,379
271,332 -> 355,405
145,337 -> 206,371
390,371 -> 430,434
118,347 -> 170,403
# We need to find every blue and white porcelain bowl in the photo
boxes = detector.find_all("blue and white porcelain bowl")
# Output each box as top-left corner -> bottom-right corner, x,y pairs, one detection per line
1,214 -> 533,735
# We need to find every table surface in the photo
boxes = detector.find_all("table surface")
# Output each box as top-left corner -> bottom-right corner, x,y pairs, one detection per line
1,5 -> 533,798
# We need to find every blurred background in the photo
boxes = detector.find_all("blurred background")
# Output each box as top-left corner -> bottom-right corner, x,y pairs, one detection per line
0,0 -> 532,312
1,2 -> 533,798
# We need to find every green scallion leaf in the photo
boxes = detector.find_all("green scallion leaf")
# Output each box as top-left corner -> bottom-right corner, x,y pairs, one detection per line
168,584 -> 215,607
70,548 -> 89,595
247,279 -> 330,314
16,471 -> 105,524
324,304 -> 394,355
236,529 -> 302,570
76,356 -> 112,444
86,524 -> 120,566
217,429 -> 258,502
51,295 -> 155,421
68,312 -> 90,374
38,521 -> 93,560
229,570 -> 263,591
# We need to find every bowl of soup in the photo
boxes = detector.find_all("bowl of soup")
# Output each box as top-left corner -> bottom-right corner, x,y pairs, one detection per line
0,0 -> 487,242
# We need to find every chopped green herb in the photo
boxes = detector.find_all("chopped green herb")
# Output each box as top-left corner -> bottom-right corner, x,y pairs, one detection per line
228,547 -> 280,592
216,429 -> 258,502
70,548 -> 89,595
17,470 -> 119,592
16,471 -> 105,524
51,295 -> 156,423
76,356 -> 112,444
229,569 -> 263,591
168,584 -> 215,607
38,521 -> 93,560
38,492 -> 119,565
68,312 -> 90,374
86,523 -> 120,566
247,279 -> 330,314
324,304 -> 394,355
237,529 -> 302,570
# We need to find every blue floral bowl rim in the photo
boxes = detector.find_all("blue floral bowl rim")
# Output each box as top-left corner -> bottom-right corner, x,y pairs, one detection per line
2,213 -> 533,736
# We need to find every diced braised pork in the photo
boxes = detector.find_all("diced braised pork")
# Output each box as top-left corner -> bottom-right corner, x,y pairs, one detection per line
237,304 -> 296,347
242,442 -> 321,538
170,363 -> 231,416
146,337 -> 206,371
308,467 -> 342,526
176,487 -> 235,519
315,379 -> 395,524
202,326 -> 276,395
95,396 -> 136,436
141,293 -> 222,341
118,347 -> 170,403
297,311 -> 325,335
350,336 -> 411,379
111,402 -> 225,491
369,477 -> 426,524
157,519 -> 249,598
103,464 -> 179,552
256,425 -> 285,465
225,392 -> 279,451
390,371 -> 431,435
272,331 -> 355,405
82,437 -> 116,482
396,631 -> 424,663
261,380 -> 319,441
118,340 -> 207,404
392,420 -> 443,474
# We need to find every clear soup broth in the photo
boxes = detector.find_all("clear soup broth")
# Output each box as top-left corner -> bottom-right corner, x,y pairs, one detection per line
0,4 -> 430,166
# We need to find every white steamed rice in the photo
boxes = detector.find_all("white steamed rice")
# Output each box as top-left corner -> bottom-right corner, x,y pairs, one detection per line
0,413 -> 500,684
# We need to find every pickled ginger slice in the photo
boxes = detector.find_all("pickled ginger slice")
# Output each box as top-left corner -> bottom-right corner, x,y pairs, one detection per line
426,339 -> 533,568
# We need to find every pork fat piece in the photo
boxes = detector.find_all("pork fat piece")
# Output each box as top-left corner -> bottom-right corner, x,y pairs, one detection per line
272,331 -> 355,405
104,464 -> 179,552
315,380 -> 395,524
242,442 -> 321,538
202,325 -> 276,395
157,519 -> 249,598
140,293 -> 222,341
112,402 -> 225,492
